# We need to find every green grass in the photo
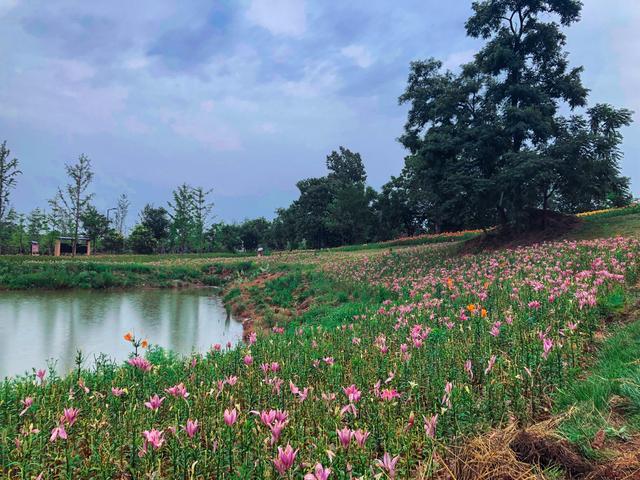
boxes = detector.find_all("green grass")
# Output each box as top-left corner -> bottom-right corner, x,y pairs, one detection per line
328,231 -> 481,252
568,213 -> 640,241
554,295 -> 640,458
0,259 -> 261,290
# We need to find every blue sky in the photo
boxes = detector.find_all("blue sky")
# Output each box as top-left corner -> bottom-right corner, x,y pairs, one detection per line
1,0 -> 638,227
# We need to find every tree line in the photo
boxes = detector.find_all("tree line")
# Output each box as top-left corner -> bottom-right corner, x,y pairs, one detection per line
0,0 -> 634,255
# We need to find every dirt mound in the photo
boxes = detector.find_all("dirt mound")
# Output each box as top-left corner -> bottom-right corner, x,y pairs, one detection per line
586,436 -> 640,479
461,210 -> 582,253
510,429 -> 593,478
436,424 -> 543,480
435,420 -> 597,480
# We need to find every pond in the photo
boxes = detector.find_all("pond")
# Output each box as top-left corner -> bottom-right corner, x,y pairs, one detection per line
0,288 -> 243,379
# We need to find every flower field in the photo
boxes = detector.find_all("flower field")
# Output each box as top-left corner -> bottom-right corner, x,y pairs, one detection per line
1,237 -> 639,478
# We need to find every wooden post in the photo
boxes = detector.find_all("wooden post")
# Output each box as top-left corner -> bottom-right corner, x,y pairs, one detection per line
86,240 -> 91,256
54,239 -> 61,257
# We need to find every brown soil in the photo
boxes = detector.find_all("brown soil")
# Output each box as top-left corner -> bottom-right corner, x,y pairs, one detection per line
434,420 -> 640,479
224,272 -> 286,341
510,429 -> 593,477
461,210 -> 583,254
224,272 -> 315,341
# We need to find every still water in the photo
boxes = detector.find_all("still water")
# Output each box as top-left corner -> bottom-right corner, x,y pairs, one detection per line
0,288 -> 242,379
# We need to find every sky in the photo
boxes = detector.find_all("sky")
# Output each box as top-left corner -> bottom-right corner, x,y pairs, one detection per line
1,0 -> 638,227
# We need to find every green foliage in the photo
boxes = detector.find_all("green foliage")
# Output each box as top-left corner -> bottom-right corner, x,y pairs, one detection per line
127,224 -> 157,254
48,154 -> 94,255
80,205 -> 109,248
397,1 -> 633,231
555,310 -> 640,457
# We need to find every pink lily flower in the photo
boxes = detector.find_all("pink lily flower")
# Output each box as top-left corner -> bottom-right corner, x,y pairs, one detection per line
139,428 -> 164,456
380,388 -> 401,401
353,429 -> 369,448
304,463 -> 331,480
376,453 -> 400,479
336,427 -> 352,448
424,414 -> 438,438
464,359 -> 474,380
144,394 -> 165,411
342,384 -> 361,403
184,419 -> 199,438
111,387 -> 126,397
62,407 -> 79,426
127,356 -> 152,372
273,443 -> 298,476
542,337 -> 554,359
165,382 -> 189,399
50,425 -> 67,442
269,420 -> 287,445
224,408 -> 238,426
484,355 -> 497,375
19,397 -> 33,416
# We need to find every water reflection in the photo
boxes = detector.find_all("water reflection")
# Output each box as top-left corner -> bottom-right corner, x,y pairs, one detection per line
0,289 -> 242,379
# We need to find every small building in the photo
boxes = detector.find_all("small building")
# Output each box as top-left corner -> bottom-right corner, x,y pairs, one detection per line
30,241 -> 40,256
54,237 -> 92,256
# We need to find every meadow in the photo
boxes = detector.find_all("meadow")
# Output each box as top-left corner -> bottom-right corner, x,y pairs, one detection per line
1,211 -> 640,478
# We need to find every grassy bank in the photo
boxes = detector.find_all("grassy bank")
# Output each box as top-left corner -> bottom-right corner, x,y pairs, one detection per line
0,258 -> 259,290
555,292 -> 640,459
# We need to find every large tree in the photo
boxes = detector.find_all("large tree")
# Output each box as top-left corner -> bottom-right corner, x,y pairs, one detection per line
466,0 -> 588,226
49,154 -> 94,255
0,141 -> 21,253
399,1 -> 632,232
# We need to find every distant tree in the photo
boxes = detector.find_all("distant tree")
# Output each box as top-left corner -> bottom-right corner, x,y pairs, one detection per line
0,141 -> 21,254
101,229 -> 125,253
213,223 -> 242,252
192,187 -> 214,253
27,208 -> 49,244
9,212 -> 27,254
49,154 -> 94,255
168,184 -> 195,253
271,206 -> 299,250
128,224 -> 157,254
374,175 -> 421,240
114,193 -> 130,235
294,177 -> 333,249
81,205 -> 110,250
239,217 -> 272,251
326,147 -> 367,184
139,204 -> 170,252
326,184 -> 376,245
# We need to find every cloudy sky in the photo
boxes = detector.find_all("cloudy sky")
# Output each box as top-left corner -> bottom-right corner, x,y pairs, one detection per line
1,0 -> 638,226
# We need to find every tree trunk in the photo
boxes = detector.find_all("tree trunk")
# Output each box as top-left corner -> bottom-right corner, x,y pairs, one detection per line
542,192 -> 549,230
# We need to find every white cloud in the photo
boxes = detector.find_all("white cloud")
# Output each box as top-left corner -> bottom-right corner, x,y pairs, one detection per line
281,61 -> 339,97
246,0 -> 306,37
200,100 -> 215,112
441,49 -> 476,71
341,44 -> 374,68
167,112 -> 242,151
0,0 -> 19,17
256,122 -> 277,134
